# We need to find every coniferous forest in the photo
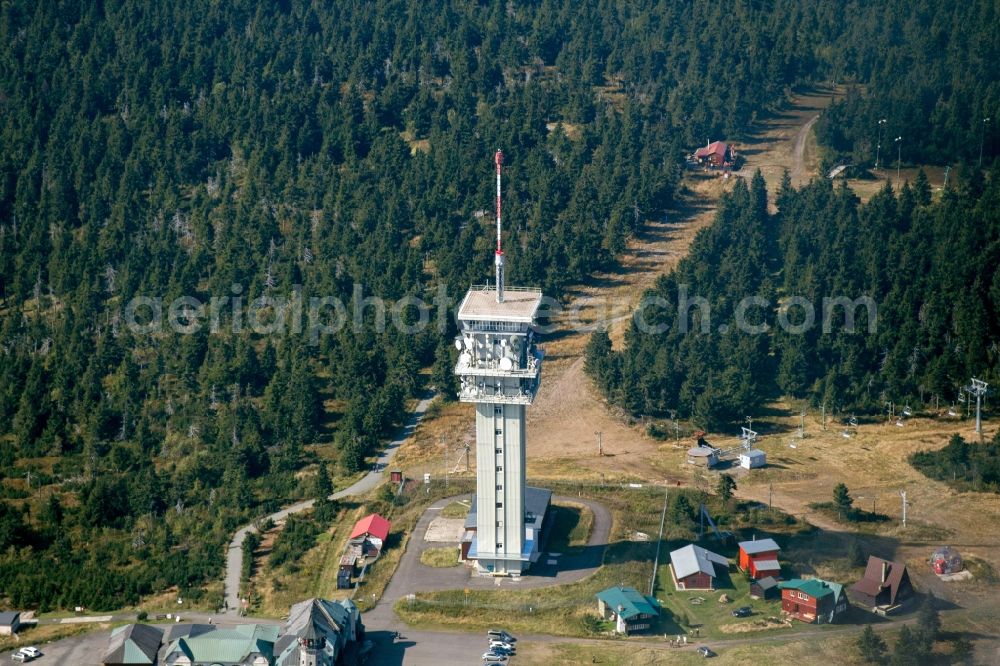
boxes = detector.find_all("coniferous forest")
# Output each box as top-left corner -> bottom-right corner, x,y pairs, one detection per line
1,0 -> 998,609
590,171 -> 1000,429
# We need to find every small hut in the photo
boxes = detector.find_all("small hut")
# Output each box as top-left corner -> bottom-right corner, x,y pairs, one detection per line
750,576 -> 780,600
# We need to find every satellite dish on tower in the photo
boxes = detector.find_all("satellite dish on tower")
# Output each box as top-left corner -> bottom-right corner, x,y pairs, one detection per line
499,357 -> 514,371
454,339 -> 463,351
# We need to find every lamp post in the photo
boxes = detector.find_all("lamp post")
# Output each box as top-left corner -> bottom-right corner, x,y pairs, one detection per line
894,136 -> 903,183
875,118 -> 887,171
980,117 -> 991,168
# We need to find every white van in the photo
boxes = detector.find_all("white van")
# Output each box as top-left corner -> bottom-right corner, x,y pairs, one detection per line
489,639 -> 515,653
487,629 -> 516,642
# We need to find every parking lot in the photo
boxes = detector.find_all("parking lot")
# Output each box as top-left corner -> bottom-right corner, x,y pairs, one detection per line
1,629 -> 109,665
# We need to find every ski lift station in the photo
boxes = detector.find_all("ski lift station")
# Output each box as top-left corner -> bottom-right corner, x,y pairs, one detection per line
739,448 -> 767,469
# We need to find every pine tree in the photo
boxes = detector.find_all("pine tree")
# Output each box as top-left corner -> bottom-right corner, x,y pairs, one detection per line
950,635 -> 973,664
890,625 -> 921,666
916,592 -> 940,653
314,462 -> 333,500
857,625 -> 887,664
716,474 -> 737,505
847,541 -> 866,568
833,482 -> 854,520
431,339 -> 458,401
339,433 -> 365,474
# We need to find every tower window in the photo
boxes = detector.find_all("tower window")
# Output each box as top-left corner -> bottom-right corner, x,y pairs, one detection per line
495,406 -> 503,415
496,502 -> 503,508
495,428 -> 502,435
496,484 -> 503,491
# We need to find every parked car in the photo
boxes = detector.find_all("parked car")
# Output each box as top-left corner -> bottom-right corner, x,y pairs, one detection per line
696,645 -> 715,658
489,646 -> 513,657
487,629 -> 516,642
488,640 -> 515,653
481,652 -> 508,663
17,649 -> 40,658
730,606 -> 753,617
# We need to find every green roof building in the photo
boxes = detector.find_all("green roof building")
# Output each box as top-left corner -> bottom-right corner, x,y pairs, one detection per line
163,623 -> 278,666
778,578 -> 848,624
595,586 -> 660,635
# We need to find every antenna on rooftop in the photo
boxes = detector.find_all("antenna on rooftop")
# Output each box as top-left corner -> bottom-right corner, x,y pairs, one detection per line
494,149 -> 505,303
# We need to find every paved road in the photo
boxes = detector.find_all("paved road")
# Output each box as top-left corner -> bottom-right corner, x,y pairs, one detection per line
223,394 -> 435,614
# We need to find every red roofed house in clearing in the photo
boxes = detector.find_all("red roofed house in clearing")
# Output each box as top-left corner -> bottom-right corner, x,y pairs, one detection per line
694,140 -> 732,168
349,514 -> 391,559
737,537 -> 782,580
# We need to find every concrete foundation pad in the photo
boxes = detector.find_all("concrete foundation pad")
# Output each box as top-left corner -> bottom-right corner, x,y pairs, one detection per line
424,517 -> 465,543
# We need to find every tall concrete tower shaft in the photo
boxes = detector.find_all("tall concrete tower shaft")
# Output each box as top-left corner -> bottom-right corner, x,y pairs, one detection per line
454,151 -> 543,576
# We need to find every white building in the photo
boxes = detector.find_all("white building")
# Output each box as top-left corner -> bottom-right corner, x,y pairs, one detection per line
739,449 -> 766,469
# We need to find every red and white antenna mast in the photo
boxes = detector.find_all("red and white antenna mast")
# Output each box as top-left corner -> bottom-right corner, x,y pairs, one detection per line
494,149 -> 505,303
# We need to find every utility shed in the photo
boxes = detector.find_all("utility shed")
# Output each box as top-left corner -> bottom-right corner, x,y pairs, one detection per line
739,449 -> 766,469
750,576 -> 780,600
0,611 -> 20,636
103,623 -> 163,666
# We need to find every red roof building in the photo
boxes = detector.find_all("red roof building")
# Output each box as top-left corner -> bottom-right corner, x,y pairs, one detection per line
738,538 -> 782,579
694,141 -> 731,168
350,514 -> 390,545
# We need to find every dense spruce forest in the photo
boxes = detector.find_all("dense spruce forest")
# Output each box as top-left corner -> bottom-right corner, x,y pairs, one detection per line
815,1 -> 1000,168
0,0 -> 845,610
589,169 -> 1000,429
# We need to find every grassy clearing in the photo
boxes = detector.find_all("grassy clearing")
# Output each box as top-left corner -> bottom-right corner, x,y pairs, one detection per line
440,499 -> 471,519
547,502 -> 594,553
420,546 -> 460,568
516,633 -> 861,665
654,563 -> 786,638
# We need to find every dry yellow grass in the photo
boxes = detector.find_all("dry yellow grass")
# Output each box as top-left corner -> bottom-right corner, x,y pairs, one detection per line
0,622 -> 114,654
419,546 -> 460,568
